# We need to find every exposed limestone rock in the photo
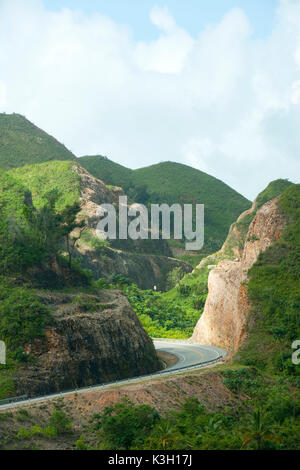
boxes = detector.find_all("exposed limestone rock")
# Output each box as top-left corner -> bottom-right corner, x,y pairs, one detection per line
15,290 -> 161,397
191,197 -> 286,354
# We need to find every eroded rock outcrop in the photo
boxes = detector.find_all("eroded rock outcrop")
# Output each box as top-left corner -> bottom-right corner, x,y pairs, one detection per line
71,165 -> 192,289
15,290 -> 161,397
191,197 -> 286,354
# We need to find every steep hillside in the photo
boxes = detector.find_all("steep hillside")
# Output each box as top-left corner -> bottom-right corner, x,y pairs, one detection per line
0,114 -> 251,254
192,181 -> 300,371
79,157 -> 251,253
220,179 -> 293,258
0,175 -> 161,400
8,161 -> 81,211
8,161 -> 192,289
134,162 -> 250,250
0,113 -> 76,170
192,196 -> 287,353
79,155 -> 133,190
0,170 -> 32,218
13,289 -> 161,398
238,184 -> 300,371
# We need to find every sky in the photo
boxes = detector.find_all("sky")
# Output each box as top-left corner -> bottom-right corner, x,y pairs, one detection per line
43,0 -> 276,40
0,0 -> 300,200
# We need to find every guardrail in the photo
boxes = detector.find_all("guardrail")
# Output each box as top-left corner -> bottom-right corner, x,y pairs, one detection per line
0,395 -> 27,406
0,351 -> 226,409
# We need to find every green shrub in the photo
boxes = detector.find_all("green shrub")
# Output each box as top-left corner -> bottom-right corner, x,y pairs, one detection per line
75,434 -> 89,450
93,278 -> 111,289
93,398 -> 160,450
16,427 -> 32,440
49,410 -> 72,435
0,281 -> 51,356
42,426 -> 58,439
16,409 -> 30,422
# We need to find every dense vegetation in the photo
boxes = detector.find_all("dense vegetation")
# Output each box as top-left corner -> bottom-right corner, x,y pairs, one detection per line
0,114 -> 251,256
2,373 -> 300,450
86,380 -> 300,450
83,182 -> 300,451
0,113 -> 299,450
238,184 -> 300,375
9,161 -> 81,211
0,176 -> 91,398
79,156 -> 251,252
255,179 -> 293,210
223,179 -> 294,257
0,280 -> 51,360
98,265 -> 209,339
0,170 -> 32,218
98,180 -> 298,339
0,113 -> 75,170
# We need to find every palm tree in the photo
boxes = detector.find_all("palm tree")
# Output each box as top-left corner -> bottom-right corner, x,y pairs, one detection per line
155,422 -> 177,449
241,408 -> 278,450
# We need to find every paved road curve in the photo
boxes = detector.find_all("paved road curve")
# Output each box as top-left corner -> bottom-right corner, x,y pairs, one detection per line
0,341 -> 226,410
154,340 -> 226,371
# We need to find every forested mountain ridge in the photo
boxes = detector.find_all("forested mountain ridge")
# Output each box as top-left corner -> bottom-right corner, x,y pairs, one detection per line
0,113 -> 76,170
0,114 -> 251,256
79,156 -> 251,253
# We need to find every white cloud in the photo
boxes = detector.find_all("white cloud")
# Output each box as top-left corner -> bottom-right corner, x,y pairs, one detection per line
135,6 -> 194,73
0,0 -> 300,199
150,6 -> 176,33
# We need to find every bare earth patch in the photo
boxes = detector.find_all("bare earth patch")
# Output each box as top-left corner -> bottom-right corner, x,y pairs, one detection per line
0,367 -> 237,450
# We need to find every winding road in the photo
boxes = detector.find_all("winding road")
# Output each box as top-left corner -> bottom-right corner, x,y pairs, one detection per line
154,340 -> 226,371
0,341 -> 226,410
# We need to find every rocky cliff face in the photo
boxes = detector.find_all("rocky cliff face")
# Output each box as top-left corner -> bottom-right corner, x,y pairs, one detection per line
220,205 -> 256,259
191,197 -> 286,354
72,165 -> 192,289
15,290 -> 161,397
78,246 -> 192,291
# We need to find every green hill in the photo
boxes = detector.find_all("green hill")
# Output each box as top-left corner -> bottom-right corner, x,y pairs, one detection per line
79,157 -> 251,252
0,113 -> 76,170
255,178 -> 294,210
0,114 -> 251,253
222,179 -> 294,257
0,170 -> 31,218
8,161 -> 81,211
79,155 -> 133,189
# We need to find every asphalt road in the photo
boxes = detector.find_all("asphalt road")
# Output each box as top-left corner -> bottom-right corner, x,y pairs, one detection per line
154,340 -> 226,371
0,341 -> 226,410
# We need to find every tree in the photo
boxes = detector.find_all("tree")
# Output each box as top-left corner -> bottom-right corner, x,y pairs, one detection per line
241,408 -> 279,450
22,191 -> 64,258
23,193 -> 86,269
93,398 -> 160,449
166,267 -> 184,290
60,202 -> 87,268
49,410 -> 72,435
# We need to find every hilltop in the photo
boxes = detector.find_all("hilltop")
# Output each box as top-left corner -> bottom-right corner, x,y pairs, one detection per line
79,156 -> 251,253
79,155 -> 133,190
0,113 -> 76,170
0,113 -> 251,256
8,161 -> 192,289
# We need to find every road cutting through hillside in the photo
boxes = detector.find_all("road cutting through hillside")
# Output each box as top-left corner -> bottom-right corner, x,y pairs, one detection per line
0,341 -> 226,410
154,340 -> 226,371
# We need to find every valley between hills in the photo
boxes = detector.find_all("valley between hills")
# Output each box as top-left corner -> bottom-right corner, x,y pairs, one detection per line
0,113 -> 299,450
